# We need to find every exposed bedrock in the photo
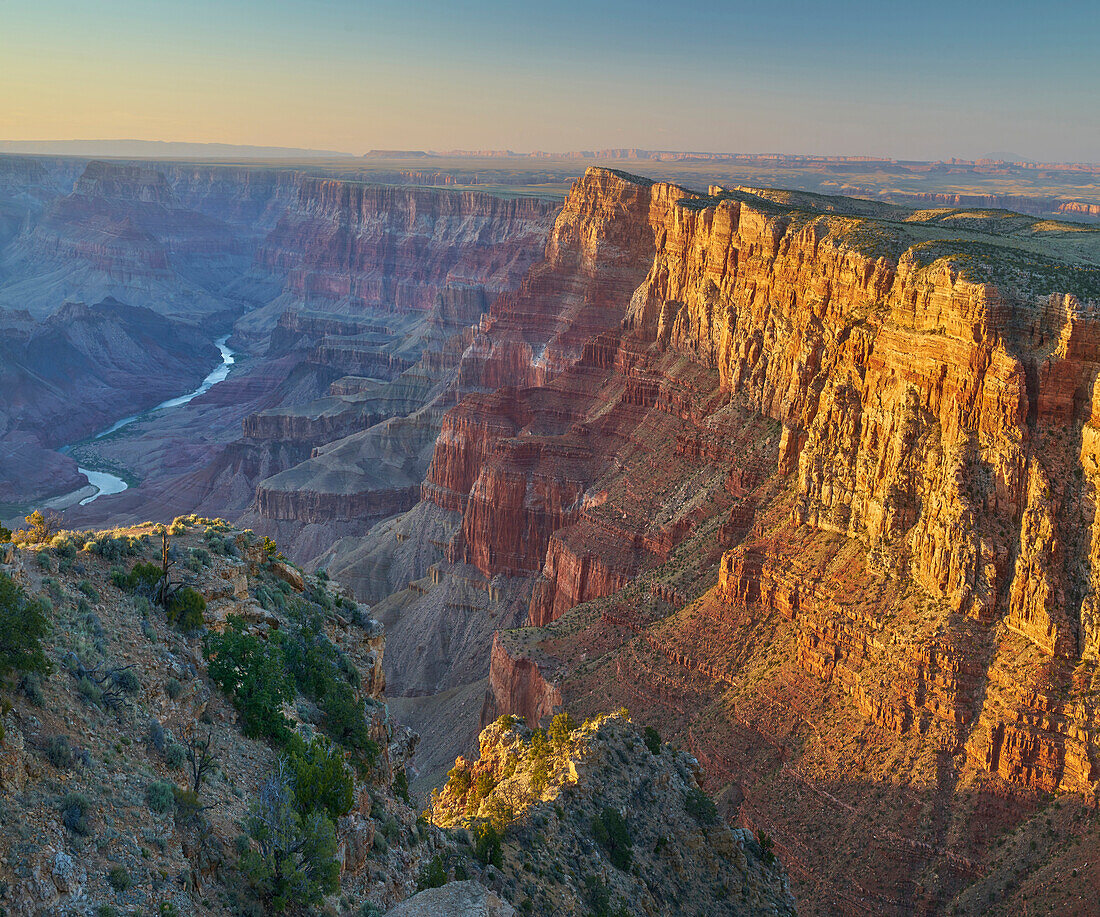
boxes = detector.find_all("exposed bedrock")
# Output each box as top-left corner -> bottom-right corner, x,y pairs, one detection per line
231,183 -> 556,556
247,409 -> 442,558
528,522 -> 637,628
29,169 -> 557,551
410,170 -> 1100,821
614,179 -> 1100,668
255,179 -> 556,314
0,160 -> 251,318
255,481 -> 420,524
482,632 -> 563,728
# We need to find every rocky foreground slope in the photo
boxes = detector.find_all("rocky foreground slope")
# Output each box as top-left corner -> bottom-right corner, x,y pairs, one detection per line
338,168 -> 1100,914
429,712 -> 794,916
0,519 -> 785,915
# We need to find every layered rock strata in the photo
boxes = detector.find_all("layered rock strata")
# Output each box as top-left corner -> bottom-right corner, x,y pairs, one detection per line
397,169 -> 1100,915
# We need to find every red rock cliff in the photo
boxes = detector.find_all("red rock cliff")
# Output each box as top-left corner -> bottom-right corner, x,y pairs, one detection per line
385,170 -> 1100,915
256,180 -> 556,313
431,170 -> 1100,798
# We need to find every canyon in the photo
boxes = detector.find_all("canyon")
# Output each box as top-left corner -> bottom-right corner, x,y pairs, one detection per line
331,170 -> 1100,915
0,156 -> 557,528
4,152 -> 1100,914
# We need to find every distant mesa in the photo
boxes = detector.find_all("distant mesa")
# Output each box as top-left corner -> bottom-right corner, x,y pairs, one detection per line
362,150 -> 431,158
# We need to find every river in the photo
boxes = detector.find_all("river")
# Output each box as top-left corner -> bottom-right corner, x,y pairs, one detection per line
63,335 -> 236,506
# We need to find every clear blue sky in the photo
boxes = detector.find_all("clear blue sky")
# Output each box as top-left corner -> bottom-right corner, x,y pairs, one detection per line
1,0 -> 1097,160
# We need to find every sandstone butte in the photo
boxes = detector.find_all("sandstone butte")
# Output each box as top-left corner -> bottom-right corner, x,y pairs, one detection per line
380,167 -> 1100,914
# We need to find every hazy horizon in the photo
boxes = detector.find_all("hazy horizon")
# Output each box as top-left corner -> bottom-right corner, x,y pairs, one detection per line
0,138 -> 1096,166
3,1 -> 1098,163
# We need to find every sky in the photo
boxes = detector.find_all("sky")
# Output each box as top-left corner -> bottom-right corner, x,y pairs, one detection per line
1,0 -> 1098,162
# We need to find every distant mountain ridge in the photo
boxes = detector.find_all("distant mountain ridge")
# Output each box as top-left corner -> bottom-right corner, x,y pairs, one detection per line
0,139 -> 355,159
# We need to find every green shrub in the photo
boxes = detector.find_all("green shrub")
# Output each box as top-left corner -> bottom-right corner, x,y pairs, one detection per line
45,735 -> 74,769
20,670 -> 45,705
203,531 -> 237,556
473,821 -> 503,868
282,734 -> 354,822
120,561 -> 162,597
306,584 -> 332,611
172,785 -> 203,821
416,854 -> 446,891
165,677 -> 183,700
147,719 -> 166,751
318,681 -> 376,764
529,728 -> 550,759
0,572 -> 52,686
240,767 -> 339,911
530,755 -> 549,796
77,676 -> 103,706
393,768 -> 410,804
592,807 -> 632,870
76,580 -> 99,602
107,865 -> 131,891
465,771 -> 496,816
147,780 -> 176,814
0,523 -> 10,543
51,536 -> 77,559
644,725 -> 661,756
166,742 -> 186,769
583,874 -> 631,917
167,587 -> 206,630
204,618 -> 294,744
685,786 -> 717,825
88,534 -> 142,562
446,763 -> 471,797
756,829 -> 776,866
278,612 -> 376,763
112,669 -> 141,694
282,614 -> 340,699
255,584 -> 286,612
61,791 -> 92,835
548,711 -> 576,749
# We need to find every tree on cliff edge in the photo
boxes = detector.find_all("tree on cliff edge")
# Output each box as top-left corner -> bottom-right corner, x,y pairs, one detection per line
0,571 -> 51,687
240,762 -> 339,911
